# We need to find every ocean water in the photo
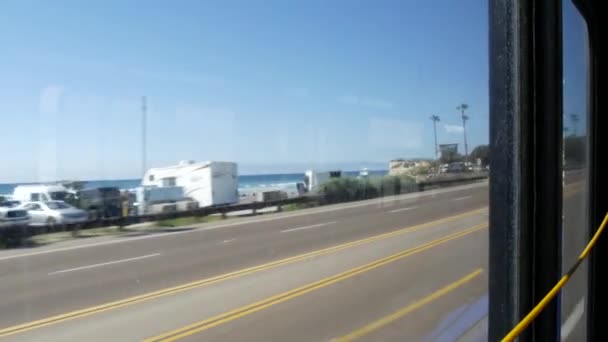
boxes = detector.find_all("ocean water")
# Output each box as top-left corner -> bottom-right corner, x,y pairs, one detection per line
0,170 -> 387,195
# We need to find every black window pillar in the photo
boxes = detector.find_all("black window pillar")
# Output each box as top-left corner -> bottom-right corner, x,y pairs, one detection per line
489,0 -> 563,340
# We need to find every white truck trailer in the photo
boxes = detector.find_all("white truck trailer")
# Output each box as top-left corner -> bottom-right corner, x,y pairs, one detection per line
142,161 -> 238,208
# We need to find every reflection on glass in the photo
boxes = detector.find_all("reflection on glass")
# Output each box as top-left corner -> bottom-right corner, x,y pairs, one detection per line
0,1 -> 490,341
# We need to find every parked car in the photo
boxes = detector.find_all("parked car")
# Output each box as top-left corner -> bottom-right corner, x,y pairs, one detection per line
0,196 -> 21,208
0,201 -> 30,227
4,200 -> 21,207
71,187 -> 123,220
446,162 -> 466,173
18,201 -> 88,226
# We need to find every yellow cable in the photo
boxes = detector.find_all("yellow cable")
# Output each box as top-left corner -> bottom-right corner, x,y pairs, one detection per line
502,212 -> 608,342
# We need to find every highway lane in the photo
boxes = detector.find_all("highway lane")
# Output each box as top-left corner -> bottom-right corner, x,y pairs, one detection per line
173,229 -> 488,342
0,179 -> 585,340
4,210 -> 489,341
0,182 -> 487,330
561,180 -> 589,342
142,181 -> 583,342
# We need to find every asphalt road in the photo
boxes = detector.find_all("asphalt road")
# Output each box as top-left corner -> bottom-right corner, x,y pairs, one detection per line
561,178 -> 588,342
0,179 -> 588,341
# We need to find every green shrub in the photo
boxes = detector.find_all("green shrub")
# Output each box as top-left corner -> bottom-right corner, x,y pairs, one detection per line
156,215 -> 223,228
398,175 -> 418,193
319,178 -> 362,204
283,202 -> 317,211
376,176 -> 401,197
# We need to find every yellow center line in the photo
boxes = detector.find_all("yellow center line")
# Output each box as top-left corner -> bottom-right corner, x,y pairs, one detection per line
336,268 -> 483,342
145,223 -> 487,342
0,208 -> 486,338
564,188 -> 583,199
563,180 -> 584,196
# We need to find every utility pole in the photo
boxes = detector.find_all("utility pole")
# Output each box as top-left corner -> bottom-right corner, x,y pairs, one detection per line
457,103 -> 470,164
570,113 -> 579,136
142,96 -> 147,176
430,115 -> 441,160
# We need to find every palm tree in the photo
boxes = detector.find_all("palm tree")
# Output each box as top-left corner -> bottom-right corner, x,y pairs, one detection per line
456,103 -> 470,164
430,115 -> 441,159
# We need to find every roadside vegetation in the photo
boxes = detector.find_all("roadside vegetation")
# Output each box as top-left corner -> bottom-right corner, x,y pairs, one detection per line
0,215 -> 228,249
27,226 -> 126,246
283,202 -> 317,212
155,215 -> 224,228
0,226 -> 129,249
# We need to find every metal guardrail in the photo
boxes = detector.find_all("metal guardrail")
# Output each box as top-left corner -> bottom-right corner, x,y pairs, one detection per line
416,172 -> 489,190
0,174 -> 488,246
0,196 -> 316,246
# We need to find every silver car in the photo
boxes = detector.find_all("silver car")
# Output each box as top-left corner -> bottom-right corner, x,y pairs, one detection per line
18,201 -> 88,226
0,203 -> 30,228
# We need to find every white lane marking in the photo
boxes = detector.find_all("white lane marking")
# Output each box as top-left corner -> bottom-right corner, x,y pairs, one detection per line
48,253 -> 161,275
561,298 -> 585,340
281,221 -> 337,233
452,195 -> 472,201
388,206 -> 418,213
0,182 -> 488,261
220,238 -> 236,244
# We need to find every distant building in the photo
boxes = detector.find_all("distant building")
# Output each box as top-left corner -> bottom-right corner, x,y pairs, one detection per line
388,159 -> 432,176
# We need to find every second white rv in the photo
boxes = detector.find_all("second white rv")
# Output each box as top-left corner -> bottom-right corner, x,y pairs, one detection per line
304,170 -> 342,193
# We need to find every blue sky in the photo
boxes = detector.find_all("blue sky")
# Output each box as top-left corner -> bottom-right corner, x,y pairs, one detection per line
563,0 -> 589,137
3,0 -> 491,182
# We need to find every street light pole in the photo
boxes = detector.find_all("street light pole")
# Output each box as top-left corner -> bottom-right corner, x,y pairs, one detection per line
142,96 -> 147,176
570,113 -> 579,136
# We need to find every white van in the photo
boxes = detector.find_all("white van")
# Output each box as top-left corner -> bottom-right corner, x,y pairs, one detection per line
12,184 -> 70,202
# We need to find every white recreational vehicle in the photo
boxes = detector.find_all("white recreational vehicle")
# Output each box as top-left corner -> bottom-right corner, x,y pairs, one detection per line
304,170 -> 342,193
142,161 -> 238,208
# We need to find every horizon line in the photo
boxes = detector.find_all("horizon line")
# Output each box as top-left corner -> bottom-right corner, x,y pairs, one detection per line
0,169 -> 391,186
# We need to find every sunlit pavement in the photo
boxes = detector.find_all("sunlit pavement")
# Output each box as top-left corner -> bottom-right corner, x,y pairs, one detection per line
0,181 -> 582,341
